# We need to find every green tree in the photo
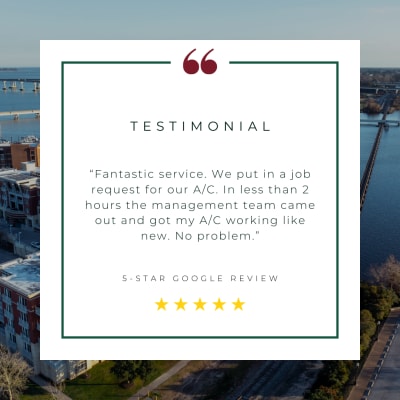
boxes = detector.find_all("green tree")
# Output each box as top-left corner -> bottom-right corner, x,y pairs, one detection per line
318,360 -> 352,389
360,309 -> 376,356
360,332 -> 372,356
309,385 -> 343,400
0,345 -> 33,400
136,360 -> 152,381
110,361 -> 153,385
361,282 -> 397,320
360,309 -> 376,337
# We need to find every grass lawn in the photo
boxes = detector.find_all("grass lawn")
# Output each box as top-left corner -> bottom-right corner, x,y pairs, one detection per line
63,360 -> 177,400
21,381 -> 54,400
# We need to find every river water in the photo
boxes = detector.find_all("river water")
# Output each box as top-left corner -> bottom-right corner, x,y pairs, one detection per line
0,67 -> 40,141
360,110 -> 400,279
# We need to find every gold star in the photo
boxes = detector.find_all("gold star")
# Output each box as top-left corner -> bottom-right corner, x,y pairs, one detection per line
155,298 -> 168,310
175,298 -> 187,311
232,298 -> 245,310
213,297 -> 226,311
194,298 -> 207,310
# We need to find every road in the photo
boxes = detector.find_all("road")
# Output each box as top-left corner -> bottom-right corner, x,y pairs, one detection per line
347,308 -> 400,400
364,310 -> 400,400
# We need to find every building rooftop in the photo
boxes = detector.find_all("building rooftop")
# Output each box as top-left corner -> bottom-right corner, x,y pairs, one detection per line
0,254 -> 40,297
6,174 -> 35,182
18,136 -> 40,144
0,169 -> 39,184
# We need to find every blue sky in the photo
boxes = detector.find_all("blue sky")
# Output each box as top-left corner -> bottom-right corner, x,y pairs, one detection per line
1,0 -> 399,67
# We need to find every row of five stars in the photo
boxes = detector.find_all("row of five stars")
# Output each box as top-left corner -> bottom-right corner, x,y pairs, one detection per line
156,297 -> 245,311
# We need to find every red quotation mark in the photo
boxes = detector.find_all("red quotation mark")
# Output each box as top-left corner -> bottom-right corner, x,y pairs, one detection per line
183,49 -> 217,74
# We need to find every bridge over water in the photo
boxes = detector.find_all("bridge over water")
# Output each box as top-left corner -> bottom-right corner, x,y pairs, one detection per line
0,110 -> 40,120
0,78 -> 40,83
360,95 -> 396,212
2,80 -> 40,92
360,119 -> 400,127
361,86 -> 400,94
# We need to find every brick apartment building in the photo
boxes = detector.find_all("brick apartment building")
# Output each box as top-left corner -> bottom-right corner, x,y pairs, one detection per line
0,140 -> 40,170
0,255 -> 40,372
0,254 -> 99,383
0,133 -> 100,382
11,142 -> 40,170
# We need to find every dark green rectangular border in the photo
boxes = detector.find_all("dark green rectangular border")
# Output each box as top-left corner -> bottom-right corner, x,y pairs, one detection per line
61,61 -> 339,339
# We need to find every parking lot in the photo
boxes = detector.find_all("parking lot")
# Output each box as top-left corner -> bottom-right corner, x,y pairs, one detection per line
0,219 -> 40,259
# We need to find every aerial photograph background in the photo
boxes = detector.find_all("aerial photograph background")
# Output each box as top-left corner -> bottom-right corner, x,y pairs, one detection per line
0,1 -> 399,399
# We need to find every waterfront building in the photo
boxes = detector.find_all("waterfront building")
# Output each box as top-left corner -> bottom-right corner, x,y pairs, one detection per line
0,255 -> 40,372
0,144 -> 12,169
11,142 -> 40,170
0,254 -> 99,383
0,140 -> 40,171
0,169 -> 40,230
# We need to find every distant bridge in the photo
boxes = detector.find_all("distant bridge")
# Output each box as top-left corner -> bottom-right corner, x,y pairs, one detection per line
361,86 -> 399,94
2,80 -> 40,92
0,78 -> 40,83
360,95 -> 395,212
360,119 -> 400,127
0,110 -> 40,120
